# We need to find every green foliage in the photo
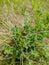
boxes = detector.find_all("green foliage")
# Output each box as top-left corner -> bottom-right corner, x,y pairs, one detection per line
1,18 -> 49,64
2,44 -> 13,55
0,0 -> 49,65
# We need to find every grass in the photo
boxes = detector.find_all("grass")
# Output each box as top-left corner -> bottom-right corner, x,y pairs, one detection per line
0,0 -> 49,65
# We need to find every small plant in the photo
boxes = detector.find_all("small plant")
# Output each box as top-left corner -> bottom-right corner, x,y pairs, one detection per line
0,0 -> 49,65
0,19 -> 49,65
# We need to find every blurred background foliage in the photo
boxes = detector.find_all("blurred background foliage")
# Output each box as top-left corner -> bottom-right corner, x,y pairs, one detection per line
0,0 -> 49,65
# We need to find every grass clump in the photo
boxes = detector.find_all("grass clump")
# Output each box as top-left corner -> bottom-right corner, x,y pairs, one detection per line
0,19 -> 49,65
0,0 -> 49,65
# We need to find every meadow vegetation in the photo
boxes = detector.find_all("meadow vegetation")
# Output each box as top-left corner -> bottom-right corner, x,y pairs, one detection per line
0,0 -> 49,65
